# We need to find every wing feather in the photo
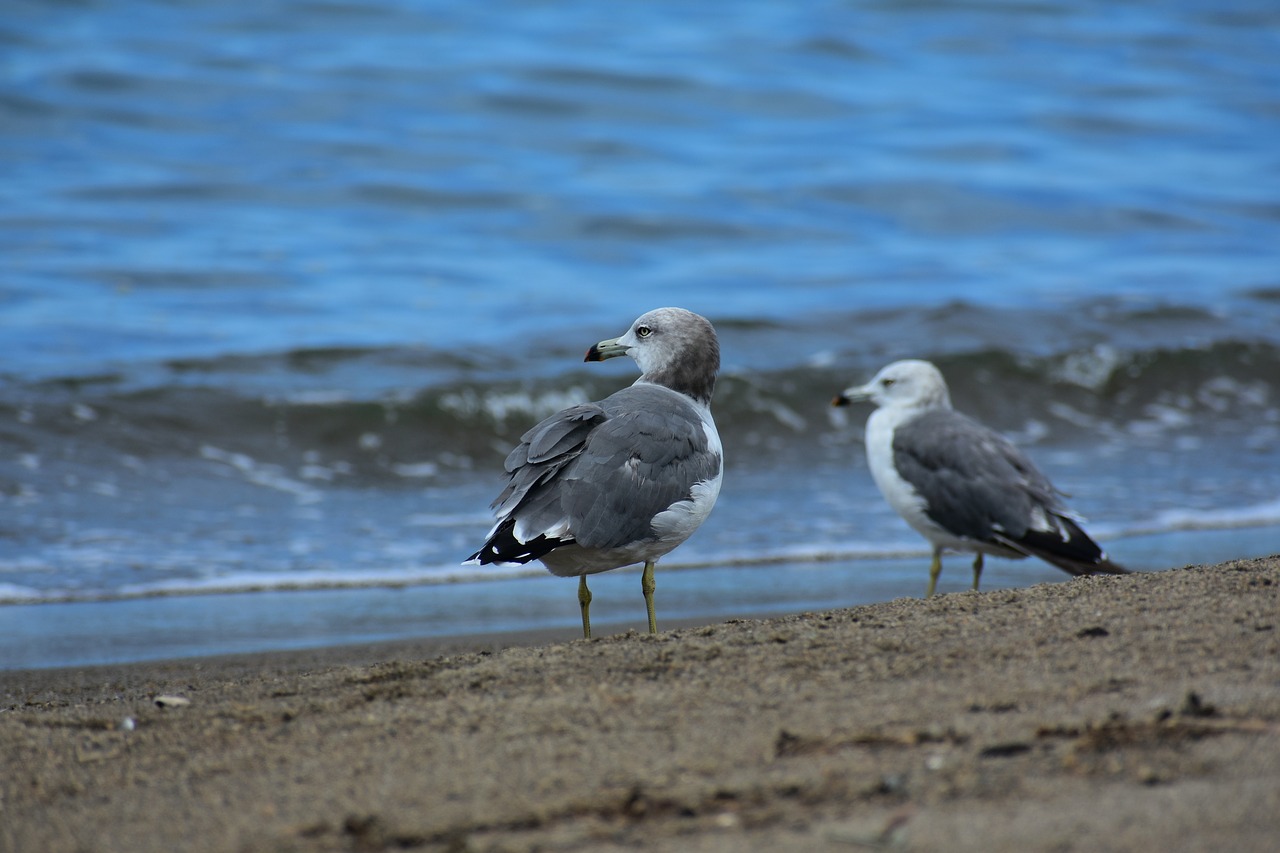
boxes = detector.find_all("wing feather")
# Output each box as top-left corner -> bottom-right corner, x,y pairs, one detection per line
473,385 -> 720,563
893,409 -> 1124,575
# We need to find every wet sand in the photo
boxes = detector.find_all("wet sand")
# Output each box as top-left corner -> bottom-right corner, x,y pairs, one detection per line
3,556 -> 1278,852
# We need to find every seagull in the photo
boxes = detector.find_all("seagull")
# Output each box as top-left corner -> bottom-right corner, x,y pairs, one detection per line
834,359 -> 1126,597
467,307 -> 723,638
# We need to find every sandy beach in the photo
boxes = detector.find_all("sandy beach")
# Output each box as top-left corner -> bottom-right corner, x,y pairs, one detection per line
3,555 -> 1278,852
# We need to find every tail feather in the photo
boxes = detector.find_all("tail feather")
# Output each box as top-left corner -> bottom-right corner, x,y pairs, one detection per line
467,517 -> 568,566
994,516 -> 1127,577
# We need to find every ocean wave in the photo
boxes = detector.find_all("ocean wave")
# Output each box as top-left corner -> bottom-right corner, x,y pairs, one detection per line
4,497 -> 1277,607
3,334 -> 1278,485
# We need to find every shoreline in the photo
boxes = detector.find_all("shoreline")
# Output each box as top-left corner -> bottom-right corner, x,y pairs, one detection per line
9,521 -> 1280,673
3,556 -> 1278,852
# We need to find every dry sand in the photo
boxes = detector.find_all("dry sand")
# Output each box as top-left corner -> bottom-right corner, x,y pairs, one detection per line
3,556 -> 1279,853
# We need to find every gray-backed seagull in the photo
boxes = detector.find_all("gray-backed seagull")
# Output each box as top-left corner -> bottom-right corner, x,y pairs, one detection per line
834,359 -> 1126,597
467,307 -> 723,638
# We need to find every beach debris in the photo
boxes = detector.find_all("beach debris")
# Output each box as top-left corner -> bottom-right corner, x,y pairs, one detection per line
1137,765 -> 1163,786
978,741 -> 1033,759
119,716 -> 136,732
826,807 -> 914,848
154,694 -> 191,709
75,735 -> 124,764
1178,691 -> 1215,718
774,726 -> 964,759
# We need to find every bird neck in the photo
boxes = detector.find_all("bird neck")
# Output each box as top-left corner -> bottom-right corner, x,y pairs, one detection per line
635,372 -> 716,407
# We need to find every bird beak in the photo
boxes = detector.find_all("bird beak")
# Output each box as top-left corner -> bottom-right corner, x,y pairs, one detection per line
832,383 -> 872,407
585,337 -> 628,362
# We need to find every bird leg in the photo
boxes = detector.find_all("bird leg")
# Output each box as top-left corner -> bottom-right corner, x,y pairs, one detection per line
578,574 -> 593,639
641,560 -> 657,634
926,548 -> 943,598
971,553 -> 984,591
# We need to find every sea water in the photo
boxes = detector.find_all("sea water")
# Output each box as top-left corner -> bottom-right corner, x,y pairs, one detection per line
2,0 -> 1278,668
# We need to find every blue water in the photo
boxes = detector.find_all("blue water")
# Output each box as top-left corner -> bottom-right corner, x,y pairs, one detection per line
2,0 -> 1279,668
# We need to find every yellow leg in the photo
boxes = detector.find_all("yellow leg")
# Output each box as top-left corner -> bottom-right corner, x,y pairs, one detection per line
926,548 -> 943,598
578,574 -> 592,639
641,560 -> 657,634
971,553 -> 984,591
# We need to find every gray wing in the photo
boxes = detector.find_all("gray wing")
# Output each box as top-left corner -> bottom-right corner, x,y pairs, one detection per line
893,409 -> 1125,575
480,385 -> 720,559
892,409 -> 1063,543
562,385 -> 720,549
486,402 -> 609,550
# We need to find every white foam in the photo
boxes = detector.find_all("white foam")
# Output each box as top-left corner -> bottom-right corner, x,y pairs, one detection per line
1046,402 -> 1098,429
1083,497 -> 1280,542
1197,376 -> 1270,412
280,390 -> 352,406
676,540 -> 931,569
3,498 -> 1275,607
99,562 -> 543,602
1147,499 -> 1280,532
438,386 -> 591,425
200,444 -> 323,504
1006,419 -> 1050,445
1052,344 -> 1120,391
392,462 -> 439,478
71,403 -> 98,422
807,349 -> 838,368
745,391 -> 806,431
0,583 -> 42,603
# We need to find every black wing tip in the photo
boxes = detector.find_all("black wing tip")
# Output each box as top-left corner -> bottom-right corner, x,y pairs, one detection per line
1037,553 -> 1129,577
1086,557 -> 1129,575
468,518 -> 569,566
1000,540 -> 1128,578
995,517 -> 1128,578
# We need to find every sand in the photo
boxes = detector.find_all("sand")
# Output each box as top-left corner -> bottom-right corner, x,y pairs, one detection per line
2,555 -> 1278,852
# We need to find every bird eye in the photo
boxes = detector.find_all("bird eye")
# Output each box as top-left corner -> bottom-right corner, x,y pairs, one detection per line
881,378 -> 895,387
636,325 -> 652,338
